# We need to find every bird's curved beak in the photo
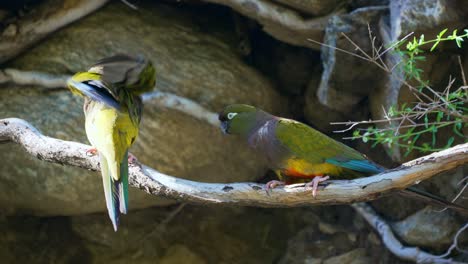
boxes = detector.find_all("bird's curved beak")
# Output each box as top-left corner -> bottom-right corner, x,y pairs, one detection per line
220,121 -> 229,134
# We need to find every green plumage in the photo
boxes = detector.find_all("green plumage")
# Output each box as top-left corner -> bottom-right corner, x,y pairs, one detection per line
219,104 -> 468,214
68,54 -> 156,231
274,119 -> 383,179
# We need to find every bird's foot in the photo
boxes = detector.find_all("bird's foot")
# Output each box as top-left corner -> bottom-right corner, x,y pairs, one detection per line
86,148 -> 98,157
128,153 -> 138,164
265,180 -> 285,195
305,175 -> 330,198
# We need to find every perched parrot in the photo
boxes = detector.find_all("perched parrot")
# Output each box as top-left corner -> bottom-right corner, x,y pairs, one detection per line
67,54 -> 156,231
219,104 -> 468,214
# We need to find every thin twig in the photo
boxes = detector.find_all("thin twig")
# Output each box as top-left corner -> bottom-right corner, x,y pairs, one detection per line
307,38 -> 371,62
457,56 -> 467,86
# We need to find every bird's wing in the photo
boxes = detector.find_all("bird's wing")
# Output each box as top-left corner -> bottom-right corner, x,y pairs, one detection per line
68,72 -> 121,110
89,54 -> 146,85
275,119 -> 384,174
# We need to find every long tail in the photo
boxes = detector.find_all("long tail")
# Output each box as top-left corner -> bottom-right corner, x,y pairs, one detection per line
100,151 -> 129,231
400,186 -> 468,215
119,151 -> 129,214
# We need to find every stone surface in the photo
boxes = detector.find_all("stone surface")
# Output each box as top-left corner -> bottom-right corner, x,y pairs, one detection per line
0,1 -> 285,216
251,31 -> 320,96
323,248 -> 371,264
391,207 -> 466,250
69,205 -> 315,263
315,6 -> 388,113
278,206 -> 361,264
272,0 -> 349,16
390,0 -> 468,41
159,244 -> 206,264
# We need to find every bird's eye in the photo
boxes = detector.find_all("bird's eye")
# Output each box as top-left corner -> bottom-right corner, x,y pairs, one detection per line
227,112 -> 237,120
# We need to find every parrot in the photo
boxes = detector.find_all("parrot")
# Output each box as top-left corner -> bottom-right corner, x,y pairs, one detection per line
218,104 -> 468,214
67,54 -> 156,231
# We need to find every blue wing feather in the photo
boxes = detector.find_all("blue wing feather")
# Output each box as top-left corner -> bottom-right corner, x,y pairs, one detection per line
325,158 -> 384,174
68,80 -> 120,110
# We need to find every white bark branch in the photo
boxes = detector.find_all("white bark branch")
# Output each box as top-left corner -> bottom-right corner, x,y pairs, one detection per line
352,203 -> 465,264
0,0 -> 109,64
142,92 -> 219,126
1,118 -> 467,207
0,68 -> 69,88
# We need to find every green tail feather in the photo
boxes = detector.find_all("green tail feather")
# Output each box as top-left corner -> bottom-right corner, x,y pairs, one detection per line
119,151 -> 129,214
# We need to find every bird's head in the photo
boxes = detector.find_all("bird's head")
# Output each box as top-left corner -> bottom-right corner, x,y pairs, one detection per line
137,59 -> 156,94
218,104 -> 259,135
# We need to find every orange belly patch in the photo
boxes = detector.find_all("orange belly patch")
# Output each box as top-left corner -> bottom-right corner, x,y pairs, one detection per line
281,159 -> 342,180
283,168 -> 321,179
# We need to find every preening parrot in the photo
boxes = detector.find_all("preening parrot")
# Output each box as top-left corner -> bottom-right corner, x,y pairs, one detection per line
67,54 -> 156,230
219,104 -> 468,214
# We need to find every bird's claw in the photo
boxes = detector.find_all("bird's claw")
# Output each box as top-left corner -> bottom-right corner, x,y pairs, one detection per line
86,148 -> 98,157
305,175 -> 330,198
265,180 -> 285,195
128,153 -> 138,164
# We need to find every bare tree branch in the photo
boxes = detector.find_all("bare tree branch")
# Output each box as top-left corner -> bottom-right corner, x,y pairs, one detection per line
0,68 -> 69,88
0,0 -> 109,64
1,118 -> 467,207
142,92 -> 219,126
352,203 -> 466,264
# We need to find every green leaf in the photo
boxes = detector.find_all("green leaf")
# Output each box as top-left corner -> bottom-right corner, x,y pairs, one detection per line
352,130 -> 361,138
456,37 -> 464,48
419,34 -> 425,44
436,112 -> 443,122
438,28 -> 448,38
453,122 -> 465,138
414,56 -> 426,61
446,137 -> 455,148
424,115 -> 429,128
362,132 -> 369,143
430,40 -> 440,51
421,143 -> 431,152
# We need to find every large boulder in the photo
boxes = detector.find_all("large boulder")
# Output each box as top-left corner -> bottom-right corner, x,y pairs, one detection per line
0,1 -> 286,216
391,207 -> 466,250
304,6 -> 388,133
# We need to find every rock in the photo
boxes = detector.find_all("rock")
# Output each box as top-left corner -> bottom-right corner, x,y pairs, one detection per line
159,244 -> 206,264
305,6 -> 390,133
271,0 -> 350,16
304,69 -> 369,133
251,32 -> 320,96
391,207 -> 466,250
323,248 -> 371,264
390,0 -> 468,41
315,6 -> 388,113
278,222 -> 358,263
0,215 -> 90,263
351,0 -> 389,9
0,1 -> 285,215
70,205 -> 310,263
